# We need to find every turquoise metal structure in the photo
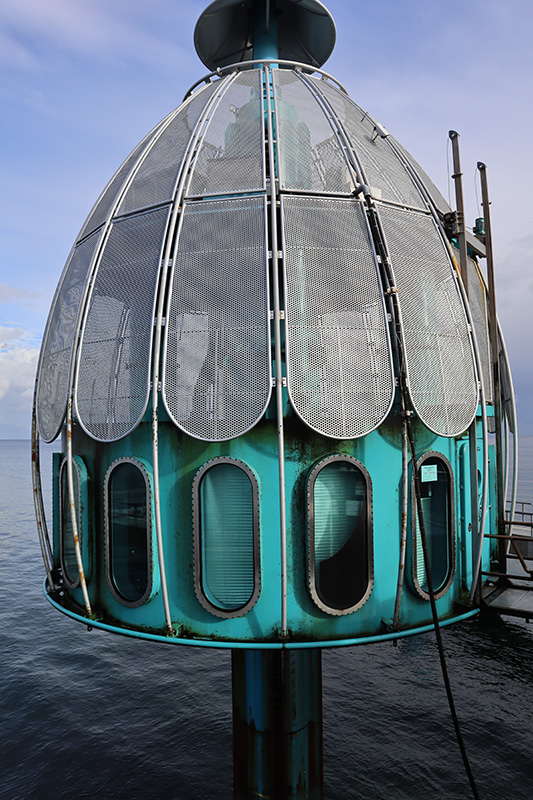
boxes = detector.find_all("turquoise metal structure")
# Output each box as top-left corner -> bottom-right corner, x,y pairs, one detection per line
32,0 -> 515,652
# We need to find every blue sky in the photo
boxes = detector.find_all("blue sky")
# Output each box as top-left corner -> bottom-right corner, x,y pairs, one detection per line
1,0 -> 532,437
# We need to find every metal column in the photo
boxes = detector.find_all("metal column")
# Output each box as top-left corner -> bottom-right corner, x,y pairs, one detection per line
232,649 -> 323,800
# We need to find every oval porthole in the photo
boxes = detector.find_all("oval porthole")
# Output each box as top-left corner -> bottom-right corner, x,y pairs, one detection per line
105,459 -> 153,606
412,452 -> 455,600
193,459 -> 260,618
307,455 -> 373,615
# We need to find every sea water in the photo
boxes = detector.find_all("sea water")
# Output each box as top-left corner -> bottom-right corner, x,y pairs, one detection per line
1,439 -> 532,800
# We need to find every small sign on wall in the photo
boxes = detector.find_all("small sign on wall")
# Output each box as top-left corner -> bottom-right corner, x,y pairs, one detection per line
421,464 -> 438,482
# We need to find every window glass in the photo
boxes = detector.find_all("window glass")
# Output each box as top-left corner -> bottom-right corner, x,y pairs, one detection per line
311,460 -> 369,611
199,463 -> 255,611
60,461 -> 79,585
414,455 -> 453,595
108,462 -> 149,603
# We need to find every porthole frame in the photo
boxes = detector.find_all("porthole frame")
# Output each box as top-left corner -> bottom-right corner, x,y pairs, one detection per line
411,451 -> 456,601
104,457 -> 157,608
192,457 -> 261,619
307,454 -> 374,616
59,455 -> 90,589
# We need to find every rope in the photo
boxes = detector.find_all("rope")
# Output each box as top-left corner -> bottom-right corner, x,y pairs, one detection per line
405,413 -> 481,800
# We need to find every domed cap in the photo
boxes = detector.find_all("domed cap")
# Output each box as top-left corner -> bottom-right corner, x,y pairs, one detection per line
35,65 -> 481,446
194,0 -> 336,69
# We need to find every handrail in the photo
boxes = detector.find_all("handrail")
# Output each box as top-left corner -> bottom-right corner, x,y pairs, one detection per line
482,530 -> 533,579
183,58 -> 348,101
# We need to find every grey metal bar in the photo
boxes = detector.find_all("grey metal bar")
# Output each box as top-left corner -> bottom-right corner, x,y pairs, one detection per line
265,65 -> 288,639
151,73 -> 235,633
184,59 -> 349,101
449,132 -> 469,296
449,132 -> 482,603
478,162 -> 505,564
31,394 -> 54,591
498,321 -> 518,523
393,418 -> 409,628
66,395 -> 92,616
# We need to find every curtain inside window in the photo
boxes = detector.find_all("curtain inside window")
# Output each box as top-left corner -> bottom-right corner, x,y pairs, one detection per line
201,464 -> 255,610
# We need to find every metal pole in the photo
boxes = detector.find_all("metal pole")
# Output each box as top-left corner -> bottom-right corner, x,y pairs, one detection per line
449,131 -> 480,595
66,394 -> 92,616
232,649 -> 323,800
150,75 -> 234,635
498,323 -> 518,523
478,162 -> 505,568
449,132 -> 469,296
265,66 -> 288,639
31,396 -> 55,591
393,417 -> 409,628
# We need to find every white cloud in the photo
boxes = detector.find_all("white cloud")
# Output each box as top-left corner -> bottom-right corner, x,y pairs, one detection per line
0,284 -> 40,304
0,345 -> 39,438
0,0 -> 197,71
0,344 -> 38,430
0,326 -> 24,346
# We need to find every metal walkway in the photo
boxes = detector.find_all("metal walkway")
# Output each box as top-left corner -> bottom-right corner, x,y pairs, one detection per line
482,502 -> 533,620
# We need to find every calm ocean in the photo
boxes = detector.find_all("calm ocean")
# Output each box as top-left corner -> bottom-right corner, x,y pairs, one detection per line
1,438 -> 532,800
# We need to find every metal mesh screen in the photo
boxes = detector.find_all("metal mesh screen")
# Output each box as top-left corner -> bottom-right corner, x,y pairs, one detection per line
310,77 -> 425,210
391,138 -> 452,216
36,231 -> 101,442
75,206 -> 170,441
78,126 -> 162,240
466,255 -> 492,403
187,71 -> 264,197
118,82 -> 219,216
282,196 -> 394,438
163,197 -> 271,441
273,70 -> 353,194
378,205 -> 478,436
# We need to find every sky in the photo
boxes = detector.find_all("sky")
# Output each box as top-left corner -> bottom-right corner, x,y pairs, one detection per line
1,0 -> 532,438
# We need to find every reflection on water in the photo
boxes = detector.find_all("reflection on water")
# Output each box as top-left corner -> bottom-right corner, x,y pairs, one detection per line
1,439 -> 532,799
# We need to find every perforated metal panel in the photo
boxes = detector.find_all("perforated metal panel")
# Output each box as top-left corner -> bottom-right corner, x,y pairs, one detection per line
391,138 -> 452,216
75,206 -> 170,441
466,255 -> 492,403
282,196 -> 394,438
378,205 -> 478,436
117,82 -> 219,216
187,71 -> 265,197
36,230 -> 101,442
163,197 -> 271,441
273,70 -> 353,194
310,76 -> 425,209
78,127 -> 162,240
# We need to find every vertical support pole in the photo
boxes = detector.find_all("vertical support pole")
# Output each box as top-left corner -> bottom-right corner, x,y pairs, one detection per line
232,649 -> 323,800
31,396 -> 55,591
254,0 -> 279,61
265,66 -> 288,638
66,394 -> 92,616
449,131 -> 480,597
449,131 -> 469,296
478,162 -> 505,569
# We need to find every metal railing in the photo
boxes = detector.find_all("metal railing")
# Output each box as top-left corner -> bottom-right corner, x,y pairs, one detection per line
481,499 -> 533,581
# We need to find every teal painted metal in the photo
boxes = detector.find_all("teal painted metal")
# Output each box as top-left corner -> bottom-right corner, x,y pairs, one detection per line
35,9 -> 503,652
253,0 -> 279,62
232,649 -> 323,799
44,579 -> 479,649
40,390 -> 494,646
